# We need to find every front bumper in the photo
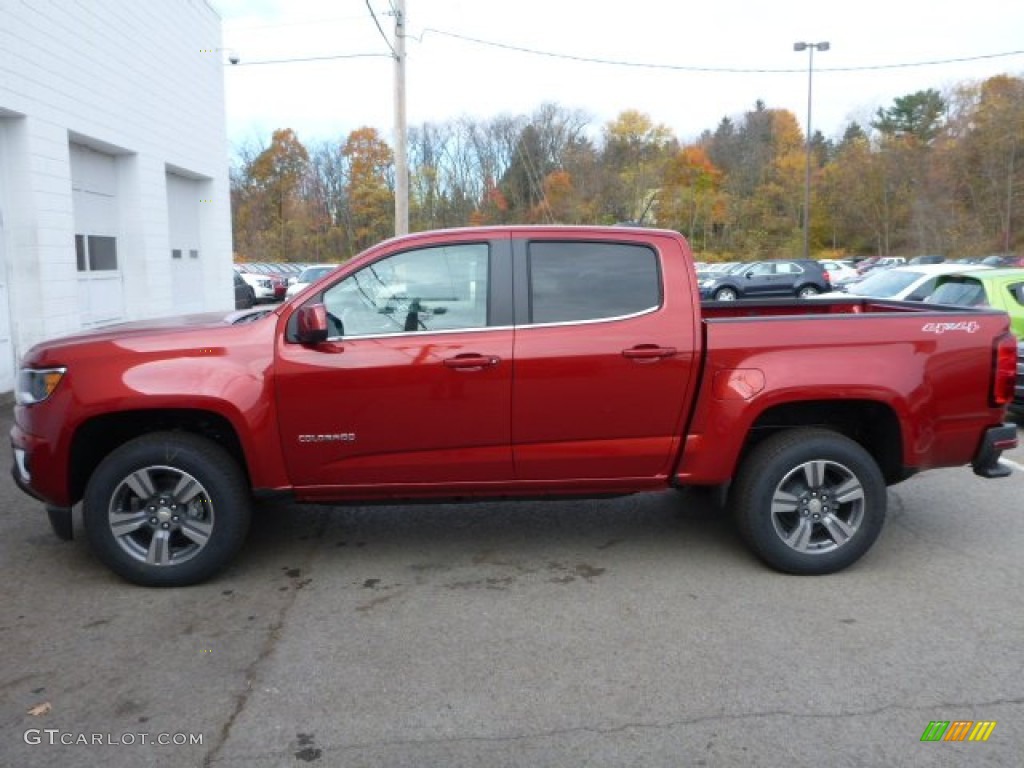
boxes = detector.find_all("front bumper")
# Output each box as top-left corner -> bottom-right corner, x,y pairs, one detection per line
972,423 -> 1019,478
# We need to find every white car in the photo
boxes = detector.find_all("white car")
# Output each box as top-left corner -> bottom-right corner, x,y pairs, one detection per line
237,270 -> 283,303
813,263 -> 991,301
285,264 -> 340,299
818,259 -> 858,285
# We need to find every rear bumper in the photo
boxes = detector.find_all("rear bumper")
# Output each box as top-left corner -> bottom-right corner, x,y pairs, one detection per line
972,423 -> 1019,478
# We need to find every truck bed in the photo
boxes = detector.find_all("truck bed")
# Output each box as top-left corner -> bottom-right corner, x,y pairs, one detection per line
701,296 -> 963,320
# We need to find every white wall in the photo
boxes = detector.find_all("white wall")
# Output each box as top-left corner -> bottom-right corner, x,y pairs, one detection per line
0,0 -> 233,386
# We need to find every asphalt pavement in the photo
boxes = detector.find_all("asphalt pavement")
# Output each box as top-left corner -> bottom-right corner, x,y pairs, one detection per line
2,404 -> 1022,767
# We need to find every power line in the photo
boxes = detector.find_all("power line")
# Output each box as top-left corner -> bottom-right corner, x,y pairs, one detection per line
365,0 -> 397,59
231,52 -> 392,66
414,28 -> 1024,74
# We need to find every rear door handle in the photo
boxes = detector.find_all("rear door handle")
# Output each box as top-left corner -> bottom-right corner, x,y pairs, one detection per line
622,345 -> 677,361
443,354 -> 501,371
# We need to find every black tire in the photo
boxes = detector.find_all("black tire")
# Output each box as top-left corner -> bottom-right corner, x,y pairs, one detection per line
731,429 -> 886,575
83,432 -> 251,587
797,285 -> 820,298
714,287 -> 738,301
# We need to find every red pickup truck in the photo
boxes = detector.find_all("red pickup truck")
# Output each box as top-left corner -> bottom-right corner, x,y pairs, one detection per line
10,226 -> 1019,586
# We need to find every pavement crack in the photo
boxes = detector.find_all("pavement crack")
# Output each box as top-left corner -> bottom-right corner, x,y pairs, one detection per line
201,509 -> 330,768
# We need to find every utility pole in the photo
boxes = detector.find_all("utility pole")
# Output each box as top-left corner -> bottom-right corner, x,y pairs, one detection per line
393,0 -> 408,236
793,41 -> 829,260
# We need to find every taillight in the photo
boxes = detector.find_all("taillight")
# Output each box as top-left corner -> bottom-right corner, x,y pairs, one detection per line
992,333 -> 1016,407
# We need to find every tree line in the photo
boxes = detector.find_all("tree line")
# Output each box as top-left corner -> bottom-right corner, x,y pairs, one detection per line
230,74 -> 1023,264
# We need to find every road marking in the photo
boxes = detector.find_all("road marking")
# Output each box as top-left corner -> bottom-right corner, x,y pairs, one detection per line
998,457 -> 1024,473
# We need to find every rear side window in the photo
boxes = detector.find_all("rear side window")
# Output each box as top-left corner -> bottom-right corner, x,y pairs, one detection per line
927,279 -> 987,306
528,242 -> 661,324
1007,282 -> 1024,307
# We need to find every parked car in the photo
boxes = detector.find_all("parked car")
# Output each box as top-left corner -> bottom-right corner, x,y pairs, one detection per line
924,268 -> 1024,338
818,259 -> 858,285
237,270 -> 286,303
699,259 -> 830,300
814,263 -> 991,302
981,254 -> 1024,268
285,264 -> 341,299
233,271 -> 255,309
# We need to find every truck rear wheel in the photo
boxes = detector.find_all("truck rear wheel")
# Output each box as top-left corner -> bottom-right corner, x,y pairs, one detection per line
732,429 -> 885,575
83,432 -> 251,587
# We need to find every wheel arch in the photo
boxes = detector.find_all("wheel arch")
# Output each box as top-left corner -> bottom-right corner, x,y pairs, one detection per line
739,399 -> 905,485
68,409 -> 250,505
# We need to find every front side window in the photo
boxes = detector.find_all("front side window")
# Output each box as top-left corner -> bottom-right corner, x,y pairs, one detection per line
528,241 -> 661,324
748,262 -> 775,276
323,243 -> 489,337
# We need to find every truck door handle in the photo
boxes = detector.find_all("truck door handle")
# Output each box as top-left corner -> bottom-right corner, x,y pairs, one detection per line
443,354 -> 501,370
622,345 -> 677,361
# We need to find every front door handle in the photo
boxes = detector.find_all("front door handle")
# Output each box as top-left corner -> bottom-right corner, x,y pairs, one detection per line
622,345 -> 677,361
443,354 -> 501,371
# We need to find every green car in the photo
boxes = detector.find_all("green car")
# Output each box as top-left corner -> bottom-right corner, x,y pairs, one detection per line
927,268 -> 1024,338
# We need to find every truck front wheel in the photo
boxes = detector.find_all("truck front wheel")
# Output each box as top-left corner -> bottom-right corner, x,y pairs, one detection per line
732,429 -> 886,575
83,432 -> 251,587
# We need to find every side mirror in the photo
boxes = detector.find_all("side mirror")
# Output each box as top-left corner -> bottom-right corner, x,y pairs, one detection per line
296,304 -> 329,344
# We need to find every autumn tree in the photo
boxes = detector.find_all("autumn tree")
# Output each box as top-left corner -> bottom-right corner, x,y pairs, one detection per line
342,127 -> 394,252
947,75 -> 1024,254
655,145 -> 722,251
230,73 -> 1024,264
601,110 -> 675,224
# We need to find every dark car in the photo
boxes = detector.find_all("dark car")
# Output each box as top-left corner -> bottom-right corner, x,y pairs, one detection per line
1012,341 -> 1024,419
698,259 -> 831,301
981,254 -> 1024,268
234,271 -> 255,309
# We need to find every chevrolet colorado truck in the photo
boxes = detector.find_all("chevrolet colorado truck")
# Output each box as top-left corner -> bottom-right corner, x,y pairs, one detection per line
10,226 -> 1019,586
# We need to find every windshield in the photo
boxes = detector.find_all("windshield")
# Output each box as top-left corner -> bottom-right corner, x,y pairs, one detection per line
298,265 -> 336,282
847,269 -> 923,297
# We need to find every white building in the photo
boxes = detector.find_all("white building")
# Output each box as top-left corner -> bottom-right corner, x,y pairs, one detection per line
0,0 -> 234,394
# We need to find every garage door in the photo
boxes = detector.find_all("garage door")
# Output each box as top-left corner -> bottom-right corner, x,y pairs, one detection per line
167,173 -> 205,314
71,143 -> 125,327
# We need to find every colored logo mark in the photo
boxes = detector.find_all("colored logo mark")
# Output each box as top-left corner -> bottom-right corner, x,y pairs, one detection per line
920,720 -> 996,742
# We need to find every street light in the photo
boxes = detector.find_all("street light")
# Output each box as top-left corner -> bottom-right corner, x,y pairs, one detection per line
793,41 -> 829,260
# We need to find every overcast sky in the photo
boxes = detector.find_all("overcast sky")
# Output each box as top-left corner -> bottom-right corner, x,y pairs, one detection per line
211,0 -> 1024,150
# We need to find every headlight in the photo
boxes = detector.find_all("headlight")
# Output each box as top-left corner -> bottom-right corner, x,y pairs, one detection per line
16,367 -> 67,405
700,279 -> 716,288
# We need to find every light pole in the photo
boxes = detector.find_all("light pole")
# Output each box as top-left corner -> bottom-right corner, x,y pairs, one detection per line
793,41 -> 829,260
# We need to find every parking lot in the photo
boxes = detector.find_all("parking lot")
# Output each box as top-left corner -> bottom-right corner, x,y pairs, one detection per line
1,406 -> 1022,767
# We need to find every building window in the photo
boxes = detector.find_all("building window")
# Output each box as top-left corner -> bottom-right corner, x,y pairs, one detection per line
172,249 -> 182,259
76,235 -> 118,272
189,249 -> 199,259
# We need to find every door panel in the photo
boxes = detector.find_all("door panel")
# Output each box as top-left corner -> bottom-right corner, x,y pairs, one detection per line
276,330 -> 513,486
275,238 -> 514,489
511,237 -> 698,481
